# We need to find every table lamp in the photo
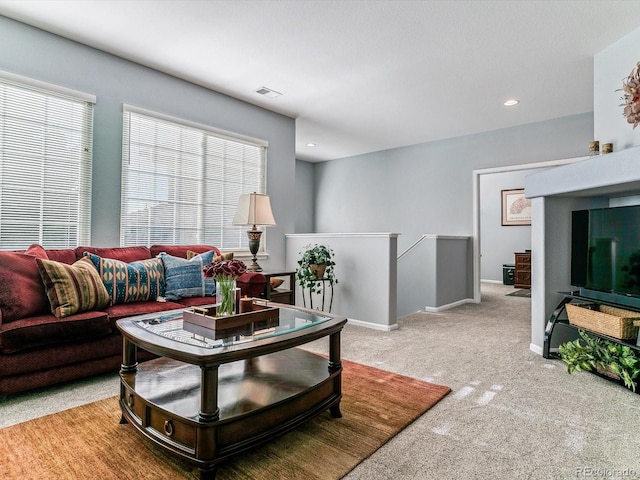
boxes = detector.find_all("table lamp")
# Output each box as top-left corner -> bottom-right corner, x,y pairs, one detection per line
232,192 -> 276,271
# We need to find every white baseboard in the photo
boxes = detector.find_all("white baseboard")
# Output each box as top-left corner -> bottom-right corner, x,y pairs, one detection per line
347,318 -> 399,331
529,343 -> 544,356
481,279 -> 504,284
424,298 -> 474,313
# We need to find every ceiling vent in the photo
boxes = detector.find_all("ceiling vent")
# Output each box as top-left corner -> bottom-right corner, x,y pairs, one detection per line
256,86 -> 282,98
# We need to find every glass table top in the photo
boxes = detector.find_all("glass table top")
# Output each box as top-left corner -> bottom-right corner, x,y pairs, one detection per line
133,305 -> 331,350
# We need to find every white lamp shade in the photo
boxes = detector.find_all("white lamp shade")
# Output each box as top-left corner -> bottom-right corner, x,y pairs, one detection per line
232,193 -> 276,227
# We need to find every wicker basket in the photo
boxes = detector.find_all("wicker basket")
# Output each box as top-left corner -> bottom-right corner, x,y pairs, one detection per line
566,303 -> 640,340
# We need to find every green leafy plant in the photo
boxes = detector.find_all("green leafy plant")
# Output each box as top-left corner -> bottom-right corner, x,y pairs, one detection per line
559,329 -> 640,392
296,244 -> 338,294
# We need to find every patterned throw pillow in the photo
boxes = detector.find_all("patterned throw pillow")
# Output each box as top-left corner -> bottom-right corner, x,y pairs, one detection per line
85,253 -> 165,305
36,257 -> 110,318
161,250 -> 217,300
186,250 -> 233,262
214,252 -> 234,262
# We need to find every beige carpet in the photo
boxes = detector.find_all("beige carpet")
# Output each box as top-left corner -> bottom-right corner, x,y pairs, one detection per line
0,360 -> 450,479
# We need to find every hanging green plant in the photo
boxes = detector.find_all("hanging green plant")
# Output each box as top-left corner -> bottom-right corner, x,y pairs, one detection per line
559,329 -> 640,392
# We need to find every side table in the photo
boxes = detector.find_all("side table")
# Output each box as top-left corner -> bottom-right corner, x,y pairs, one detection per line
260,270 -> 296,305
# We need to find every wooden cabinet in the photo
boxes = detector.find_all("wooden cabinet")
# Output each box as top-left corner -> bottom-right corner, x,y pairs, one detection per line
514,251 -> 531,288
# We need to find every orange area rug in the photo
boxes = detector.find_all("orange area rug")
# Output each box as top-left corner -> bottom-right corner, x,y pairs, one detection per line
0,360 -> 450,479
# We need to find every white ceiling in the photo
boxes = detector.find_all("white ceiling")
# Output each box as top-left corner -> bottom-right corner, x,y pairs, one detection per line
1,0 -> 640,162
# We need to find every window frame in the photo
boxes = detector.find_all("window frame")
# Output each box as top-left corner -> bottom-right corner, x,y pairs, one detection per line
0,70 -> 95,250
120,105 -> 270,253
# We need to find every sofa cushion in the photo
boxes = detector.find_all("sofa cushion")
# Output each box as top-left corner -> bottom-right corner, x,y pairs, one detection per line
160,251 -> 217,300
175,296 -> 218,308
150,244 -> 221,259
0,333 -> 124,376
85,254 -> 165,305
76,246 -> 152,263
37,257 -> 111,318
0,310 -> 111,354
0,247 -> 50,324
23,243 -> 49,259
43,248 -> 78,264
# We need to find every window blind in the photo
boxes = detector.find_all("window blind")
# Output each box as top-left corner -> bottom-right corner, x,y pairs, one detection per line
0,73 -> 94,250
121,106 -> 267,250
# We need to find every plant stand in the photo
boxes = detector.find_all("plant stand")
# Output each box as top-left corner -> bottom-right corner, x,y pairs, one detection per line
301,278 -> 334,312
545,291 -> 640,392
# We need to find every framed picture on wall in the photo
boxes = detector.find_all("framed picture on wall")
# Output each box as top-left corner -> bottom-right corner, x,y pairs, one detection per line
501,188 -> 531,226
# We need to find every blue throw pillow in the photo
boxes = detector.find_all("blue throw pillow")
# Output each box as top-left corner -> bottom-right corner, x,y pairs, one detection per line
160,251 -> 217,300
85,253 -> 165,305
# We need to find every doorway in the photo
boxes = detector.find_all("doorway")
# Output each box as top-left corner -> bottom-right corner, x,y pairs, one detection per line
472,157 -> 583,302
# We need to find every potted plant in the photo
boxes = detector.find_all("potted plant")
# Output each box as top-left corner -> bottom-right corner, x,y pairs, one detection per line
296,244 -> 338,295
559,329 -> 640,392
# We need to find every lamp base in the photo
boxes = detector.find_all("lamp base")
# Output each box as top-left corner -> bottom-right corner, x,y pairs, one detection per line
247,229 -> 263,272
247,260 -> 263,272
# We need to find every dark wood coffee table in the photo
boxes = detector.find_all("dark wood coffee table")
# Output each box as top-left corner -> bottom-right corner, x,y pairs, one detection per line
116,301 -> 346,479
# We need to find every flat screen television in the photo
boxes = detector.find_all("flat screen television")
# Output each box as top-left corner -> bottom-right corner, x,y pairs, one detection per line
571,205 -> 640,308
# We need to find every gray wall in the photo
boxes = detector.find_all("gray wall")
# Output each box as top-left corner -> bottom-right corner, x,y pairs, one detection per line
313,113 -> 593,256
286,233 -> 398,329
294,160 -> 315,233
397,235 -> 471,316
480,168 -> 552,282
594,25 -> 640,151
0,16 -> 295,269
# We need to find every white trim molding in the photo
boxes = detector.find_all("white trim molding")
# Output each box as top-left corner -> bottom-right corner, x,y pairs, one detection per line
347,318 -> 399,331
424,298 -> 475,313
286,232 -> 400,239
123,103 -> 268,147
0,69 -> 96,103
529,343 -> 544,356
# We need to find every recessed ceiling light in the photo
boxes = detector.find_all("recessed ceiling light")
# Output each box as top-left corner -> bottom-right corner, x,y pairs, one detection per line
255,86 -> 282,98
504,99 -> 520,107
306,143 -> 316,147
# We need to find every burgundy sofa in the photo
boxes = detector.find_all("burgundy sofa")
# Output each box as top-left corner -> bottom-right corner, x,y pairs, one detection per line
0,244 -> 266,396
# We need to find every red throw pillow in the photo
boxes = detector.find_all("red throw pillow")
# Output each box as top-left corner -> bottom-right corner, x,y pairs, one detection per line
24,243 -> 49,259
0,246 -> 50,324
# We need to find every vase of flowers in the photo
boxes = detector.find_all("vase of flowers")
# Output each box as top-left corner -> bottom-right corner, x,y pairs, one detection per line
203,259 -> 247,317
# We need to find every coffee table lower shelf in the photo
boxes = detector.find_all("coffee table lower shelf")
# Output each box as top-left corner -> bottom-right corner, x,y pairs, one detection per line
119,348 -> 342,479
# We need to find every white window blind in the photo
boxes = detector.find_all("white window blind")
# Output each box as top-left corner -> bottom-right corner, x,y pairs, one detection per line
121,106 -> 267,250
0,72 -> 94,250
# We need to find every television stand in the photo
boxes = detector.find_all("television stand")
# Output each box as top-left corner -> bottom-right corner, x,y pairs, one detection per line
576,288 -> 640,310
543,291 -> 640,359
